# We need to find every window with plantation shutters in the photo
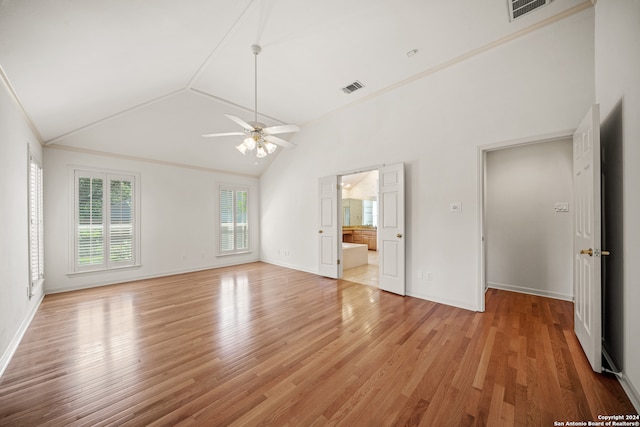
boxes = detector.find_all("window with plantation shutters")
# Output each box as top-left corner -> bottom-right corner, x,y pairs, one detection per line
28,152 -> 44,297
219,186 -> 249,254
72,169 -> 139,272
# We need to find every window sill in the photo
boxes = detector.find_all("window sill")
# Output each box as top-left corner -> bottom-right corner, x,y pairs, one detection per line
67,264 -> 142,277
216,251 -> 252,258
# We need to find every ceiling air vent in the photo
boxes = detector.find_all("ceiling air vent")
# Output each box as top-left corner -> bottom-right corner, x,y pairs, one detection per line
508,0 -> 552,21
341,80 -> 364,94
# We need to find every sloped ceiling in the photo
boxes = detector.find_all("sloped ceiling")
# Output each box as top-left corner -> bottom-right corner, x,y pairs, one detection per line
0,0 -> 590,176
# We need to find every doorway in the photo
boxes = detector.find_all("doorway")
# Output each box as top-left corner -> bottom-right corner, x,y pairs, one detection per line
478,131 -> 574,312
319,163 -> 405,295
340,170 -> 379,287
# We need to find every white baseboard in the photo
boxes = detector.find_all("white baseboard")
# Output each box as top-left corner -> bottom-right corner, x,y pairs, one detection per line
619,372 -> 640,414
0,293 -> 44,378
45,258 -> 261,294
407,290 -> 480,312
487,281 -> 573,301
259,258 -> 318,275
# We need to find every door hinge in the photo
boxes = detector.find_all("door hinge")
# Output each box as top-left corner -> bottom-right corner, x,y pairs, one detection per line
336,184 -> 341,190
337,259 -> 341,265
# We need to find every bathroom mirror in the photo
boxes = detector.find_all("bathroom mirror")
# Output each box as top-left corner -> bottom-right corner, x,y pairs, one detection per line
342,198 -> 377,226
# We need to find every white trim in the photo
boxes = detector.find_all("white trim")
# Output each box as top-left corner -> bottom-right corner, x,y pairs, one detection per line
66,264 -> 142,277
619,372 -> 640,413
49,144 -> 257,178
259,258 -> 319,275
47,260 -> 260,295
0,293 -> 44,378
218,184 -> 250,256
337,164 -> 384,176
0,65 -> 44,145
217,251 -> 252,258
406,290 -> 480,312
487,282 -> 573,301
27,147 -> 45,299
45,90 -> 184,145
302,2 -> 593,129
477,129 -> 574,313
68,166 -> 141,273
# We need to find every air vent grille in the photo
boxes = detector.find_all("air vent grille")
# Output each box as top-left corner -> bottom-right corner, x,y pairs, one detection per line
341,81 -> 364,94
508,0 -> 551,21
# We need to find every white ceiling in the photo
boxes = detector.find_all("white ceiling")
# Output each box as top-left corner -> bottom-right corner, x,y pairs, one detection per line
0,0 -> 589,176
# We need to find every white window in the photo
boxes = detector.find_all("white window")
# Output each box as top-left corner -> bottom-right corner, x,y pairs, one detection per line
219,186 -> 249,254
363,200 -> 378,227
28,151 -> 44,296
72,169 -> 139,272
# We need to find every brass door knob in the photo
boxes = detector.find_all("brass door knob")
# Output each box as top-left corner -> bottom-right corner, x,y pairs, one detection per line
602,250 -> 611,256
318,230 -> 323,234
397,233 -> 403,238
580,248 -> 593,256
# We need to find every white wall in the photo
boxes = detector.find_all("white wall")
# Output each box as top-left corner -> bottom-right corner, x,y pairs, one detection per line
485,140 -> 573,300
0,73 -> 45,374
595,0 -> 640,411
43,147 -> 260,293
260,9 -> 595,310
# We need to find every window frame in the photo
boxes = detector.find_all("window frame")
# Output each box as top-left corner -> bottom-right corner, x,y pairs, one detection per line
218,185 -> 250,256
28,149 -> 44,297
69,167 -> 140,274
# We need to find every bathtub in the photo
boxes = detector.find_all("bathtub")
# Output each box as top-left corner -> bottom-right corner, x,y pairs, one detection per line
342,242 -> 368,269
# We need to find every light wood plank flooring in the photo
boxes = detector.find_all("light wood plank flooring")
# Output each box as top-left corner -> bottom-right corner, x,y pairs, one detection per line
0,262 -> 635,426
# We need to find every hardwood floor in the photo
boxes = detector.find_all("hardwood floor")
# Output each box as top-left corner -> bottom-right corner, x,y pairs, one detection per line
0,262 -> 635,426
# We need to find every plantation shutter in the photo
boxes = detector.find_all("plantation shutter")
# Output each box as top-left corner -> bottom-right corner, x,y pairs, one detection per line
77,173 -> 105,269
74,170 -> 137,271
28,154 -> 44,292
220,188 -> 234,252
235,189 -> 248,250
110,177 -> 134,264
219,186 -> 249,254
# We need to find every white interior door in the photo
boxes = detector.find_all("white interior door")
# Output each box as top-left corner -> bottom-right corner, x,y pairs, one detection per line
378,163 -> 405,295
573,105 -> 602,373
318,175 -> 341,278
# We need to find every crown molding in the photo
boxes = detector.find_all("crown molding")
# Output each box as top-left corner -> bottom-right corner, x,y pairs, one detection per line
0,65 -> 44,145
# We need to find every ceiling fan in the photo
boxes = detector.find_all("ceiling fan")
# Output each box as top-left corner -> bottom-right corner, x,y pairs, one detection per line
202,44 -> 300,158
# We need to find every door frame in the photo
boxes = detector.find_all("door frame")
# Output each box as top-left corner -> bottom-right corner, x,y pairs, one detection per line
336,164 -> 384,280
477,129 -> 574,312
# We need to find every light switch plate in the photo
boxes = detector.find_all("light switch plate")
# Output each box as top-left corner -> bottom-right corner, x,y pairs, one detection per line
554,202 -> 569,212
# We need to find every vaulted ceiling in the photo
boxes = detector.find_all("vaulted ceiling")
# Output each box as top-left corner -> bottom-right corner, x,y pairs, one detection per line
0,0 -> 589,176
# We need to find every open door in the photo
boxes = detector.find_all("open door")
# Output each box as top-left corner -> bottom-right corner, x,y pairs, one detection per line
573,105 -> 602,373
318,175 -> 341,278
378,163 -> 405,295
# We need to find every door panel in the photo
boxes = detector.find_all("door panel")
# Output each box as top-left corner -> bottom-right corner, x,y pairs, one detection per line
573,105 -> 602,373
318,175 -> 340,278
379,163 -> 405,295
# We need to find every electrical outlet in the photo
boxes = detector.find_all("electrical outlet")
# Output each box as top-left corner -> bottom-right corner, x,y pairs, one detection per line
450,202 -> 462,212
426,272 -> 433,281
417,270 -> 424,279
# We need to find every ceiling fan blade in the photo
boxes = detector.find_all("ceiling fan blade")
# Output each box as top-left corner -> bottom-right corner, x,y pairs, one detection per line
264,134 -> 296,149
225,114 -> 255,131
201,131 -> 246,138
263,124 -> 300,135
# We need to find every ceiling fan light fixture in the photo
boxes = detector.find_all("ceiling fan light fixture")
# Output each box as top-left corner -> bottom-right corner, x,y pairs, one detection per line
264,140 -> 277,154
203,44 -> 300,158
243,136 -> 257,150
